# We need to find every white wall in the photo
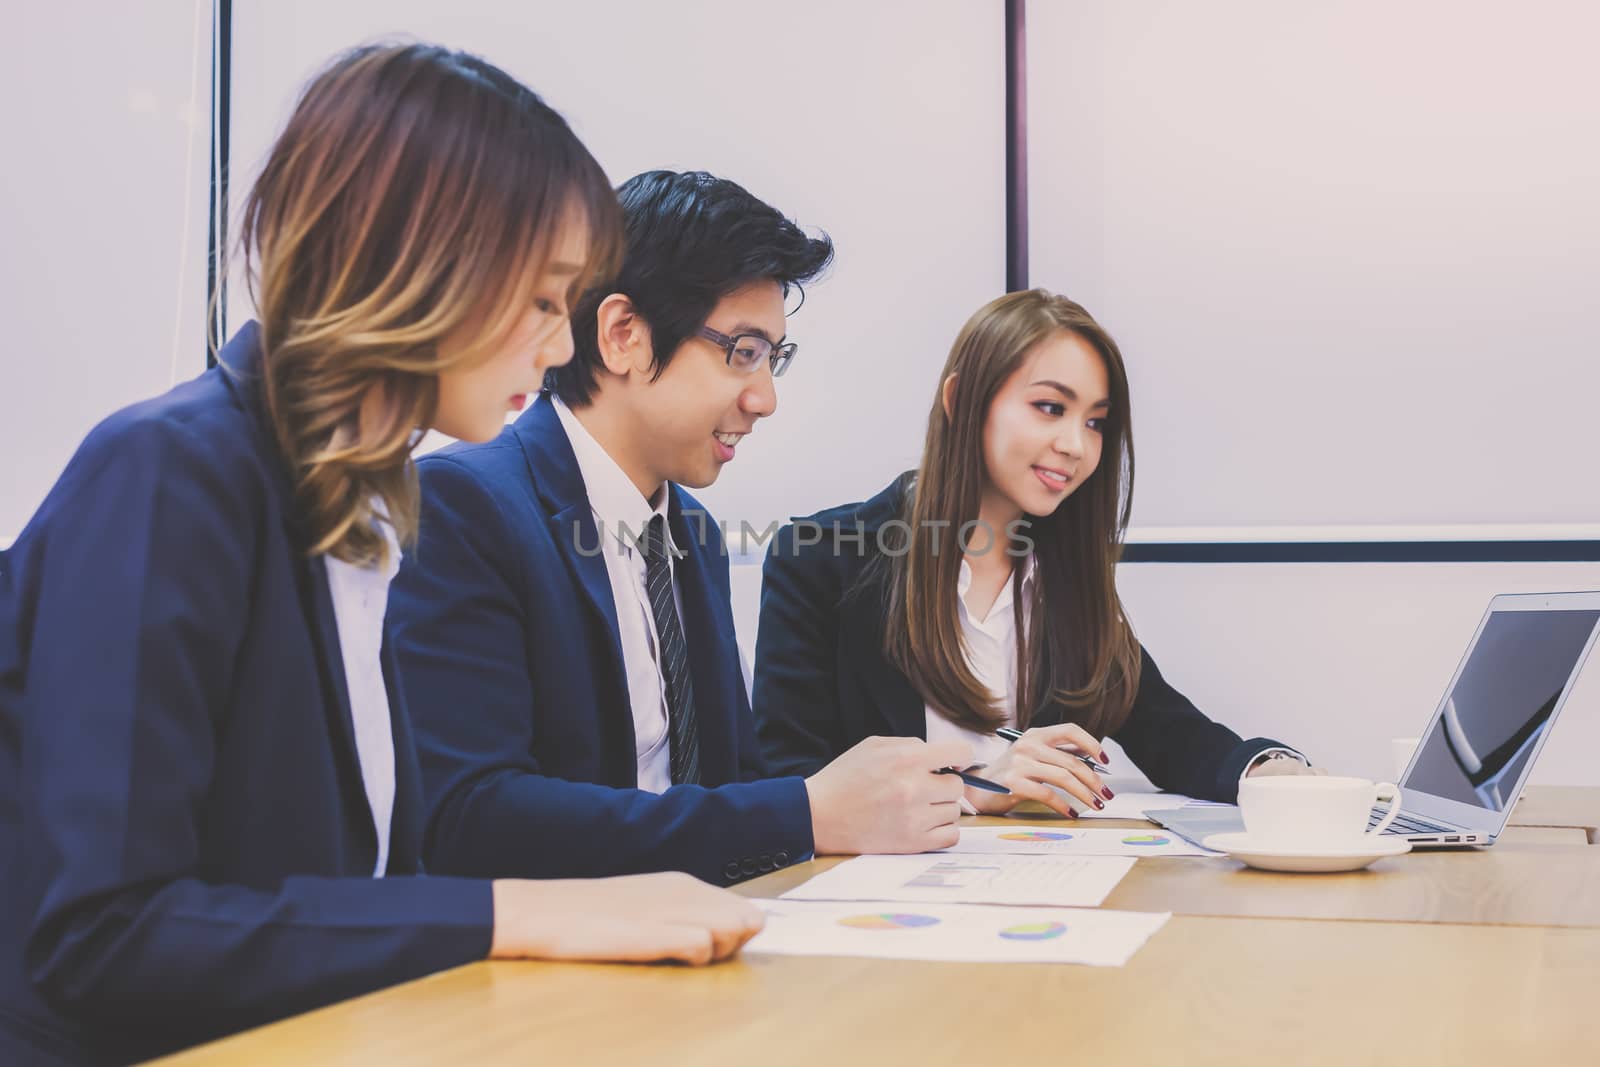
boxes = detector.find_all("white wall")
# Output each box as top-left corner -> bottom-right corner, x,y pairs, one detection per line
1,1 -> 213,544
731,559 -> 1600,787
227,3 -> 1600,790
12,3 -> 1593,789
1028,0 -> 1600,536
228,0 -> 1006,544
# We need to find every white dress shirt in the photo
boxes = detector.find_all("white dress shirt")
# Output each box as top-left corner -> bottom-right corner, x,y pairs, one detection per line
323,515 -> 401,877
924,555 -> 1037,771
552,396 -> 683,794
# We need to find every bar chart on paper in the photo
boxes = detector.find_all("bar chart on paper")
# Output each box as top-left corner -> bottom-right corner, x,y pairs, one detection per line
907,860 -> 1006,888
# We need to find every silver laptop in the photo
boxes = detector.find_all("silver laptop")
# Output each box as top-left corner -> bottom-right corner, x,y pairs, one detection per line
1370,590 -> 1600,847
1150,591 -> 1600,849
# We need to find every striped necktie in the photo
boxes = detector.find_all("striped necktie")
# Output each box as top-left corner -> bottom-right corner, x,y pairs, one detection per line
640,514 -> 700,785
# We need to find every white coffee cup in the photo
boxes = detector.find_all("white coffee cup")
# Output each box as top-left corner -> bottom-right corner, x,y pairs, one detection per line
1237,775 -> 1403,850
1391,737 -> 1420,779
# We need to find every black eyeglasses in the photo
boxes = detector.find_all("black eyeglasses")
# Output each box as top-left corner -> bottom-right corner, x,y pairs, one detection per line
697,326 -> 797,377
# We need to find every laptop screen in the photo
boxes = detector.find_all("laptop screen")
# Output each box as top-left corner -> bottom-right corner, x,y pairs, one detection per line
1403,606 -> 1600,811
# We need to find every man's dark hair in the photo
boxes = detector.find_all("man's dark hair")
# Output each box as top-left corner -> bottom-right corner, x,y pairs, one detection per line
548,170 -> 834,406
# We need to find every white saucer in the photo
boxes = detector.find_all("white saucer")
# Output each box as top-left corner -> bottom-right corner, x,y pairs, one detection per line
1202,832 -> 1412,873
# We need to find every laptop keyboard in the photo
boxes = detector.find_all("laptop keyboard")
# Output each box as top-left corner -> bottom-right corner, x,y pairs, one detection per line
1369,808 -> 1453,836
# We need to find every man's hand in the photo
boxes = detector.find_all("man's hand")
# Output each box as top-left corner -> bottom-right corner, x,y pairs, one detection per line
805,736 -> 973,854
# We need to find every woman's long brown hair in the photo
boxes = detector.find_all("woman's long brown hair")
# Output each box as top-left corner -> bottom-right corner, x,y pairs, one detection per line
237,43 -> 620,565
882,289 -> 1141,738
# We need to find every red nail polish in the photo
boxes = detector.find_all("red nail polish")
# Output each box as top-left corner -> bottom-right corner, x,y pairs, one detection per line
1103,787 -> 1115,800
1093,797 -> 1105,810
1099,751 -> 1110,764
1067,809 -> 1079,819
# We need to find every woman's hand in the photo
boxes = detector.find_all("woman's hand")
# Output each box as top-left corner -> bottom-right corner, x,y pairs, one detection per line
965,723 -> 1112,819
489,871 -> 767,965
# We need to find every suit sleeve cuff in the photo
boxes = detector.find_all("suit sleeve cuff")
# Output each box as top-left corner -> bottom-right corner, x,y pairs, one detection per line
1215,739 -> 1307,803
1237,745 -> 1310,789
714,776 -> 816,886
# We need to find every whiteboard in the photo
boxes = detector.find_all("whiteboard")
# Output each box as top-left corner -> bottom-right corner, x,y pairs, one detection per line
1,0 -> 212,543
1027,0 -> 1600,538
228,0 -> 1005,544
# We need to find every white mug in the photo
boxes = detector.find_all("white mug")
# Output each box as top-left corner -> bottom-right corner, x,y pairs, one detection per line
1237,775 -> 1402,849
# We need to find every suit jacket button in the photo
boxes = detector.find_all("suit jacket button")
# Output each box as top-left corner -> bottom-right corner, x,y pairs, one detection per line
741,859 -> 758,877
724,861 -> 742,881
774,850 -> 789,866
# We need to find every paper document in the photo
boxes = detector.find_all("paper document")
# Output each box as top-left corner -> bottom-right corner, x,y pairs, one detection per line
942,825 -> 1218,857
782,853 -> 1134,908
745,899 -> 1170,966
1050,788 -> 1196,820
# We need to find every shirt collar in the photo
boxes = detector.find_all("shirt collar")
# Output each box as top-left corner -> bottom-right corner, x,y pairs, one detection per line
551,395 -> 674,555
955,553 -> 1037,619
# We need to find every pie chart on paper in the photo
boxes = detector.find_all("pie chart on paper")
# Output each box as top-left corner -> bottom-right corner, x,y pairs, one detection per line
998,920 -> 1068,941
836,913 -> 942,930
1121,834 -> 1171,846
997,831 -> 1074,842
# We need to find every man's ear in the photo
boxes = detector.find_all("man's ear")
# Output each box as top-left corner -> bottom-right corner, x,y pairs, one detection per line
595,293 -> 654,378
941,372 -> 959,419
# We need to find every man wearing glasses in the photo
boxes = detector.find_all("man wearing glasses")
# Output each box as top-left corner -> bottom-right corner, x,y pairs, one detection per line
389,170 -> 970,888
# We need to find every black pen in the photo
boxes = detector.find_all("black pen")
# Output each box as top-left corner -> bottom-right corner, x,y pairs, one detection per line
933,765 -> 1011,794
995,727 -> 1111,774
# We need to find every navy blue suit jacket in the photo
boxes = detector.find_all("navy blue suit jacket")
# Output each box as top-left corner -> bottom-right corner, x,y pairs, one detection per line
0,324 -> 491,1066
753,475 -> 1294,803
389,397 -> 813,888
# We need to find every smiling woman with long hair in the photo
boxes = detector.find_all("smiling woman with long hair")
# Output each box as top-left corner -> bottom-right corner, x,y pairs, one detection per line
0,43 -> 761,1066
754,289 -> 1315,816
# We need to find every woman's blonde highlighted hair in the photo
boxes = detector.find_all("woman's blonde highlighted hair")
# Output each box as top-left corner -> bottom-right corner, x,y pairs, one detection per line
237,43 -> 620,565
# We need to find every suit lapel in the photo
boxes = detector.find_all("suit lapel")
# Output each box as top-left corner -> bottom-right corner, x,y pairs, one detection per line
298,550 -> 379,858
382,641 -> 423,874
515,400 -> 636,776
221,323 -> 377,859
840,556 -> 928,740
547,500 -> 630,690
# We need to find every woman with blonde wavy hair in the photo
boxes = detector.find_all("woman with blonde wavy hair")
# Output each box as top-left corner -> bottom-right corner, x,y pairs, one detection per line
0,43 -> 762,1066
755,289 -> 1318,816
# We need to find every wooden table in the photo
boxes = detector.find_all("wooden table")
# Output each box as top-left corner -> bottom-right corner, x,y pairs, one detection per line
743,816 -> 1600,928
148,786 -> 1600,1066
